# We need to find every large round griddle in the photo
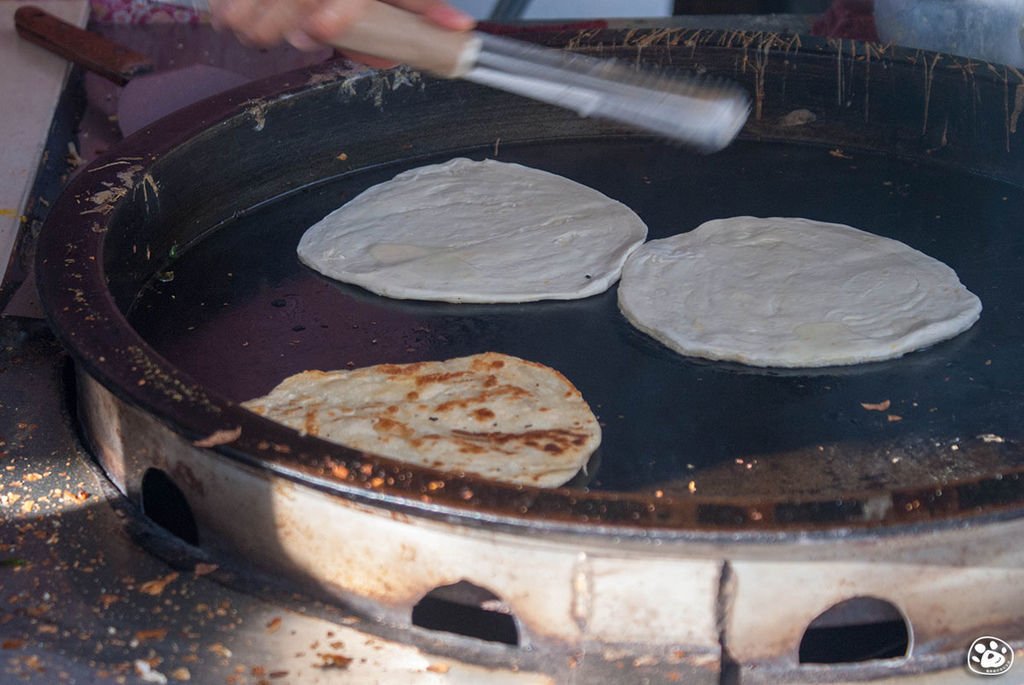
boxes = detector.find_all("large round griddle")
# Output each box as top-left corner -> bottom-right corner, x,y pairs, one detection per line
38,30 -> 1024,536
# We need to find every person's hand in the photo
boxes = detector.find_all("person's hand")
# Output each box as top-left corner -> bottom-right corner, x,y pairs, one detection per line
210,0 -> 475,51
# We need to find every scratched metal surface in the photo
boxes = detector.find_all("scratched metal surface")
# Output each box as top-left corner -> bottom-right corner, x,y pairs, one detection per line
37,29 -> 1024,531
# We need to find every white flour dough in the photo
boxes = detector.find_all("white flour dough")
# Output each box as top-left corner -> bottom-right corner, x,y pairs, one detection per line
618,217 -> 982,367
297,158 -> 647,303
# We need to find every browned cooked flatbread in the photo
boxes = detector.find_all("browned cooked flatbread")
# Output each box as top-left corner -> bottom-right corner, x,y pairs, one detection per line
242,353 -> 600,487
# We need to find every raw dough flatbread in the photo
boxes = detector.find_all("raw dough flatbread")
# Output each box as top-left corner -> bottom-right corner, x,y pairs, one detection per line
297,158 -> 647,303
618,217 -> 982,368
242,353 -> 600,487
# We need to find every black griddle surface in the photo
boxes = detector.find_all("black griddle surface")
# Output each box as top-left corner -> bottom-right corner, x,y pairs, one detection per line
128,138 -> 1024,497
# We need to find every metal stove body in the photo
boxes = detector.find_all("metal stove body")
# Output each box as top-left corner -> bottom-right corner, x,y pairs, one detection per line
5,25 -> 1024,685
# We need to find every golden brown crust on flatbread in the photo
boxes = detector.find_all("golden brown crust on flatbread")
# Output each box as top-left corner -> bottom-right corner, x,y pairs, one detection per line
241,352 -> 600,487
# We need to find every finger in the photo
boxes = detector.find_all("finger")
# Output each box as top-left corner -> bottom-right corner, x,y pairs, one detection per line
386,0 -> 475,30
213,0 -> 277,44
246,0 -> 308,46
208,0 -> 226,30
285,29 -> 322,51
211,0 -> 260,34
303,0 -> 373,43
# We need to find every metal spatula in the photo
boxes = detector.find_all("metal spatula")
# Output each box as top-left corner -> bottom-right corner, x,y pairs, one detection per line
154,0 -> 750,151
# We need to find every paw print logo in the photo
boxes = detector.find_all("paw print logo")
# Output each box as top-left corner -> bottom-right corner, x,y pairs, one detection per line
967,636 -> 1014,676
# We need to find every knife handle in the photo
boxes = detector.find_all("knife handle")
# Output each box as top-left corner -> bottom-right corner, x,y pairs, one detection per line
150,0 -> 478,77
14,5 -> 155,86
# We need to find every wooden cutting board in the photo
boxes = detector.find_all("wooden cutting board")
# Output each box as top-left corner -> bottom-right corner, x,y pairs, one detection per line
0,0 -> 89,290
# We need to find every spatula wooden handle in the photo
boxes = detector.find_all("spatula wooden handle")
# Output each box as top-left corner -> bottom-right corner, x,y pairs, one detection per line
14,5 -> 154,86
324,1 -> 478,77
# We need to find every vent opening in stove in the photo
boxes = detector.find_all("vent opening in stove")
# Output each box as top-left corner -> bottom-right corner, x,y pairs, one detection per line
141,468 -> 199,546
799,596 -> 910,664
412,581 -> 519,646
